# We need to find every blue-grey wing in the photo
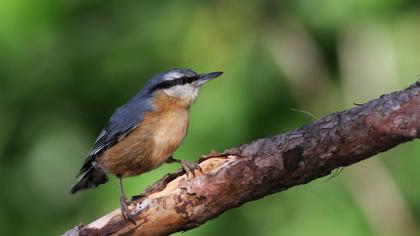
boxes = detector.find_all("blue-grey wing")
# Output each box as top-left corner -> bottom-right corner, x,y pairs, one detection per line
79,95 -> 153,173
89,118 -> 138,157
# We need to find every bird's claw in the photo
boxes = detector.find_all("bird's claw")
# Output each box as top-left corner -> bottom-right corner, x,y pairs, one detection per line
180,160 -> 203,179
120,195 -> 136,224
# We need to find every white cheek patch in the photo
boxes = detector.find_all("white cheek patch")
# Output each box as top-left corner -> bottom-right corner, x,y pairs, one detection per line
163,85 -> 199,100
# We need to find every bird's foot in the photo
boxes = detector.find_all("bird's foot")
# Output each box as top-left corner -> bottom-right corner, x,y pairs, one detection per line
120,195 -> 136,224
167,156 -> 203,179
180,160 -> 203,179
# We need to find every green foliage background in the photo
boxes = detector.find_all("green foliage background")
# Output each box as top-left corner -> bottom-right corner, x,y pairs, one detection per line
0,0 -> 419,235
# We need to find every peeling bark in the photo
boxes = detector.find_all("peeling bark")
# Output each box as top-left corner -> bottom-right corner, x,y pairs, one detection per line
65,82 -> 420,236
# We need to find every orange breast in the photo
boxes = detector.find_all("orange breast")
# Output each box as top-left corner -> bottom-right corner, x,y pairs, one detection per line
98,91 -> 191,177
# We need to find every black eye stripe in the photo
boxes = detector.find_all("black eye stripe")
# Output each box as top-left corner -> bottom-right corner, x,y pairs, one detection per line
151,76 -> 198,91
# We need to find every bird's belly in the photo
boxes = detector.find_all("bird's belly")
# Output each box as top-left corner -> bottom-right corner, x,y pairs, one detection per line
99,108 -> 189,177
151,112 -> 189,163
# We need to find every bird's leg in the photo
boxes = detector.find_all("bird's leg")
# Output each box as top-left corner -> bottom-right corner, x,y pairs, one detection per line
166,156 -> 178,164
167,156 -> 203,178
118,175 -> 136,224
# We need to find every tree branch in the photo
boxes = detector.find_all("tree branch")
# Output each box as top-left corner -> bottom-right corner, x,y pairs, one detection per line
65,82 -> 420,236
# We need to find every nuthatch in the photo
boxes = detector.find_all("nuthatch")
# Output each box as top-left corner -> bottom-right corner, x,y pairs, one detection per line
70,68 -> 223,222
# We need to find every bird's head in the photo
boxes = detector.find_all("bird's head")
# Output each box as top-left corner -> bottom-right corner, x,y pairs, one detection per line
146,68 -> 223,103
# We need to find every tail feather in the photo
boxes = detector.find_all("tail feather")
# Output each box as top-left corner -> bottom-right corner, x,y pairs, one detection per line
70,167 -> 108,194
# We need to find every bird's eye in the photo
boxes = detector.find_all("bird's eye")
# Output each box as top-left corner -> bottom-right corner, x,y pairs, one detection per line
178,78 -> 185,85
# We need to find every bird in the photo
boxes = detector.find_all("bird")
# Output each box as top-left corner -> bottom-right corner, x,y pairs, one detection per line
70,68 -> 223,222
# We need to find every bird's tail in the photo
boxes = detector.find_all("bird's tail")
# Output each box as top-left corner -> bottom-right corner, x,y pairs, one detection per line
69,166 -> 108,194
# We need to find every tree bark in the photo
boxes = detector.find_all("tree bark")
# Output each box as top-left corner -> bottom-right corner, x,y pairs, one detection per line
65,82 -> 420,236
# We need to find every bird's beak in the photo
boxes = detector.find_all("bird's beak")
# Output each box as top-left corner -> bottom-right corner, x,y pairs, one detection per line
193,71 -> 223,86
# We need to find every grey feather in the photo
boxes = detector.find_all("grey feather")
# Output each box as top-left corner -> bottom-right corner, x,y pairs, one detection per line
77,69 -> 197,175
78,94 -> 154,174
